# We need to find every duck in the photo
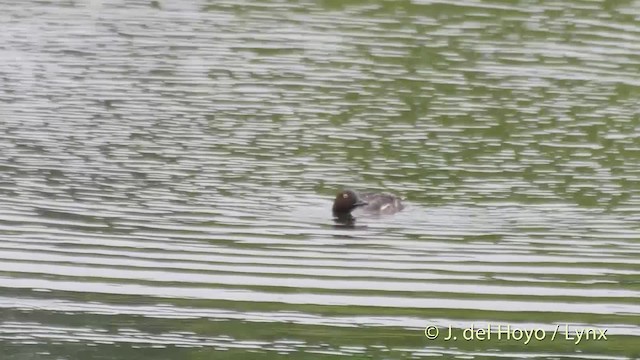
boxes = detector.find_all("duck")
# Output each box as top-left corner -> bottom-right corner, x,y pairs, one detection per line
332,189 -> 404,222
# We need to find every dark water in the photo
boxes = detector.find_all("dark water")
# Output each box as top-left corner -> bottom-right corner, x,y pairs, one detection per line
1,0 -> 639,359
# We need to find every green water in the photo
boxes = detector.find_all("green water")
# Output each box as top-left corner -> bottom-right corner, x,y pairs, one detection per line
0,0 -> 639,359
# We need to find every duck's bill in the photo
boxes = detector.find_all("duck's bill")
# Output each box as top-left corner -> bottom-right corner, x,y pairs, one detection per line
354,200 -> 368,207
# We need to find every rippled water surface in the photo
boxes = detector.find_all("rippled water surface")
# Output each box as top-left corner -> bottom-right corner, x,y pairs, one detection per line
1,0 -> 639,359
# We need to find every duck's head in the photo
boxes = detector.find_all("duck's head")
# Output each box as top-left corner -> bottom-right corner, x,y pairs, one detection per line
332,189 -> 368,218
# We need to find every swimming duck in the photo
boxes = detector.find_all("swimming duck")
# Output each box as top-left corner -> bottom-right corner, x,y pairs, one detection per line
332,189 -> 404,222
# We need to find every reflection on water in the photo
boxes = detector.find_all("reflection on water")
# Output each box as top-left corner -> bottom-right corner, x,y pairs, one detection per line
1,0 -> 639,359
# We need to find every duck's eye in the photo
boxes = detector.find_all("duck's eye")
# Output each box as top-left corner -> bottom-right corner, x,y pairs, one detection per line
342,193 -> 349,199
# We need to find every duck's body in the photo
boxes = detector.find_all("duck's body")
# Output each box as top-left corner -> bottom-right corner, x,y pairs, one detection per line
332,189 -> 404,222
357,192 -> 405,215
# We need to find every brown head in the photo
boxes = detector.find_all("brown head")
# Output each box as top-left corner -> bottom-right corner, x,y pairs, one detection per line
332,190 -> 368,217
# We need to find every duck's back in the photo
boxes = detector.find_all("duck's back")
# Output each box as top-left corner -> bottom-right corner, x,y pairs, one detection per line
359,192 -> 404,214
